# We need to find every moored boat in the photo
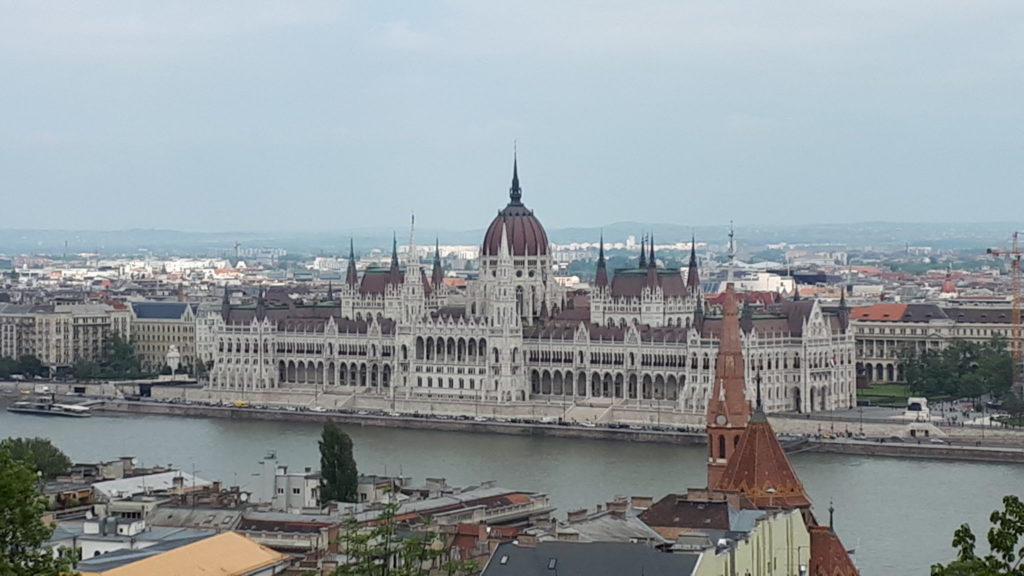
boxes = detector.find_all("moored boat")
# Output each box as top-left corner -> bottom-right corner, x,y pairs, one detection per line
7,395 -> 91,418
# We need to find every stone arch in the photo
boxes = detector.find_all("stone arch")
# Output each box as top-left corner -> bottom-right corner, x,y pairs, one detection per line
531,370 -> 541,394
553,371 -> 564,395
541,370 -> 552,395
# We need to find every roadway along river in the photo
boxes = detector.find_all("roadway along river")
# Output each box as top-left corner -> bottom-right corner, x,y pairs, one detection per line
2,409 -> 1022,575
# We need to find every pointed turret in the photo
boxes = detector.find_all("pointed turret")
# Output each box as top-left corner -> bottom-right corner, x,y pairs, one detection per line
741,296 -> 754,335
838,289 -> 850,332
638,234 -> 647,268
792,282 -> 801,301
693,294 -> 706,334
346,239 -> 358,287
686,235 -> 701,293
389,232 -> 401,284
509,147 -> 522,205
645,234 -> 659,289
595,233 -> 609,289
706,282 -> 752,488
220,285 -> 231,322
326,281 -> 334,302
255,286 -> 266,320
431,238 -> 445,290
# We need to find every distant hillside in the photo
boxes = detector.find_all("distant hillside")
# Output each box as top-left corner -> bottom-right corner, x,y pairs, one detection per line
0,221 -> 1020,258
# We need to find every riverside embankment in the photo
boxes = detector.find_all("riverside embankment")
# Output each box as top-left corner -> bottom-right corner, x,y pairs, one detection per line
93,399 -> 1024,464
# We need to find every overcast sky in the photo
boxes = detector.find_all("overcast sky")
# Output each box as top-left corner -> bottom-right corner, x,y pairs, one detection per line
1,1 -> 1022,233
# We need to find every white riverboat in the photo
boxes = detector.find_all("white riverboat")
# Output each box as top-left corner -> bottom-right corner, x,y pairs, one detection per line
7,395 -> 91,418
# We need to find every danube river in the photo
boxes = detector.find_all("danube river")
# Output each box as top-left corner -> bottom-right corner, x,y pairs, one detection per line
3,409 -> 1022,575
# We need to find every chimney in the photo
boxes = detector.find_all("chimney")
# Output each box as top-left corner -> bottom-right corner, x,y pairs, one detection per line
607,498 -> 628,518
566,508 -> 588,523
516,533 -> 538,548
631,496 -> 653,509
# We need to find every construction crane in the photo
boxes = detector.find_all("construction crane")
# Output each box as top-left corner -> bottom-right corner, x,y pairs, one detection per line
987,232 -> 1023,398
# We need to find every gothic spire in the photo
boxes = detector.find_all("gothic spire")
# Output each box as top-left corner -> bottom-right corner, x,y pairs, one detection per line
509,145 -> 522,205
220,284 -> 231,322
647,233 -> 656,269
595,233 -> 609,289
390,232 -> 399,270
741,296 -> 754,335
346,239 -> 358,287
638,234 -> 647,268
687,234 -> 701,293
431,237 -> 445,290
326,281 -> 334,302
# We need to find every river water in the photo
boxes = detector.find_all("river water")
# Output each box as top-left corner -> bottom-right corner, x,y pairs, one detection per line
2,409 -> 1021,575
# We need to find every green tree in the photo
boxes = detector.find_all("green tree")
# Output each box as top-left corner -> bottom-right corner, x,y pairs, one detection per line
0,356 -> 17,379
16,355 -> 46,378
932,495 -> 1024,575
901,339 -> 1013,400
320,420 -> 358,504
332,501 -> 476,576
0,447 -> 74,576
0,438 -> 72,480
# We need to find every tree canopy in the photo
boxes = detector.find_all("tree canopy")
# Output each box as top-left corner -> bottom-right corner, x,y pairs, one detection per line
0,447 -> 73,576
902,339 -> 1013,400
73,332 -> 147,380
0,355 -> 47,379
332,501 -> 476,576
932,495 -> 1024,575
319,420 -> 358,505
0,437 -> 72,480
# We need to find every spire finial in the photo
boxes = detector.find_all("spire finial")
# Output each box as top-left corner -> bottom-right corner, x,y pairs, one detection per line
510,142 -> 522,204
598,232 -> 605,261
349,238 -> 355,260
829,500 -> 835,529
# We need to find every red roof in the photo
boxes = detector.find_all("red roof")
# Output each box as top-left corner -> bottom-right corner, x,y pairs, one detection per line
714,411 -> 811,509
809,524 -> 860,575
850,303 -> 908,321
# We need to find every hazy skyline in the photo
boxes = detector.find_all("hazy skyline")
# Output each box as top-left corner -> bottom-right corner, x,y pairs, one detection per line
2,1 -> 1022,232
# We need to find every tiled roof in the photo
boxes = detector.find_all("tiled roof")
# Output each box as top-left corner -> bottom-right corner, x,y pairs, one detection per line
609,269 -> 688,298
714,411 -> 811,509
131,301 -> 195,320
850,303 -> 908,322
481,541 -> 699,576
808,524 -> 860,575
80,531 -> 288,576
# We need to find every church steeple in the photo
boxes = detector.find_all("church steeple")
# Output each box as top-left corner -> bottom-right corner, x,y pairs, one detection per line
595,233 -> 609,289
509,146 -> 522,205
706,282 -> 752,488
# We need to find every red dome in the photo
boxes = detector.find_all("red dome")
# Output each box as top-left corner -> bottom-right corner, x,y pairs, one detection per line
481,154 -> 549,257
482,204 -> 549,257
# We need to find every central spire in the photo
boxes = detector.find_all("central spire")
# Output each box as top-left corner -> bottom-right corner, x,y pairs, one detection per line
509,144 -> 522,205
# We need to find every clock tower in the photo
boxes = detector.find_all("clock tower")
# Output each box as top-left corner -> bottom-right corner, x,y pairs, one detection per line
706,282 -> 752,488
